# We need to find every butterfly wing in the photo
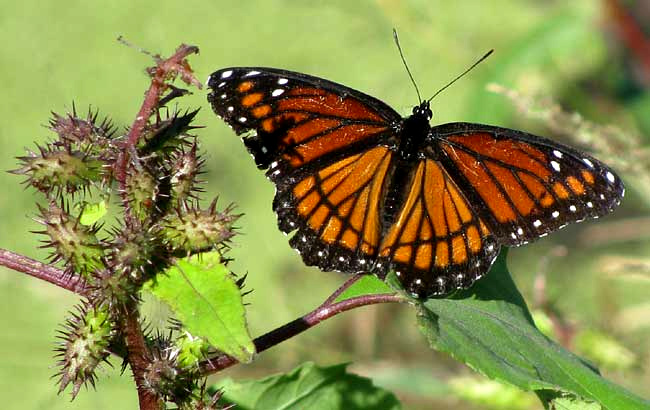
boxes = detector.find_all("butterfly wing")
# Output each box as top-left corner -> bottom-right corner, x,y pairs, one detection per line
207,67 -> 400,171
376,158 -> 500,297
207,67 -> 401,273
432,122 -> 624,246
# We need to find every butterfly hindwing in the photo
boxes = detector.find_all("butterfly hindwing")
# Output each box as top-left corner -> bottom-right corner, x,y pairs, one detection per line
434,123 -> 624,246
376,159 -> 500,296
273,146 -> 394,274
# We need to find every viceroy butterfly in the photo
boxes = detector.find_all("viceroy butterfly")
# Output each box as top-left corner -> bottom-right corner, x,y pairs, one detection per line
207,60 -> 624,298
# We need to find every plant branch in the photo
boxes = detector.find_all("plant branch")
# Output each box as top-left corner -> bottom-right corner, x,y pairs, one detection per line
199,292 -> 404,375
0,248 -> 88,294
122,302 -> 161,410
319,272 -> 365,307
114,43 -> 200,223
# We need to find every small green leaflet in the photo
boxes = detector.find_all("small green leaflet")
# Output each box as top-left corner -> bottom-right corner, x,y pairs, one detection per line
216,362 -> 401,410
79,200 -> 107,225
333,275 -> 394,303
147,252 -> 254,363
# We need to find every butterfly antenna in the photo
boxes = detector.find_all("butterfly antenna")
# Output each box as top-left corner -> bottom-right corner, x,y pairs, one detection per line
393,28 -> 422,104
427,49 -> 494,102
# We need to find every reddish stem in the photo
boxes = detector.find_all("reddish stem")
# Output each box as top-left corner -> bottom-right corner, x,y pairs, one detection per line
114,44 -> 200,216
0,248 -> 88,294
199,292 -> 404,375
112,43 -> 199,410
123,303 -> 161,410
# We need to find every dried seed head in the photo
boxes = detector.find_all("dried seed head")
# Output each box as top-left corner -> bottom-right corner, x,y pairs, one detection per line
161,199 -> 240,255
49,106 -> 114,147
169,143 -> 205,203
143,331 -> 195,405
12,145 -> 104,198
108,224 -> 169,283
54,302 -> 114,399
124,166 -> 158,222
36,202 -> 105,276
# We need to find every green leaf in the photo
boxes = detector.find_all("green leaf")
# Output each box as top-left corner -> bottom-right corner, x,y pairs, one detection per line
217,362 -> 401,410
78,200 -> 107,226
547,396 -> 602,410
334,275 -> 394,303
147,252 -> 254,363
416,250 -> 650,410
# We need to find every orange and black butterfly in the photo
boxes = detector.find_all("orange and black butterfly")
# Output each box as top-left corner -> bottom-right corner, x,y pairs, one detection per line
207,65 -> 624,298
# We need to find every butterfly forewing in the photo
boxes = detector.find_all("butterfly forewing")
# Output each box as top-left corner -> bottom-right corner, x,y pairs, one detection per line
433,123 -> 624,246
207,67 -> 400,172
274,146 -> 394,274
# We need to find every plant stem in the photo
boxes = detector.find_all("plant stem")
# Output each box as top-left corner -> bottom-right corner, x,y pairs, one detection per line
114,43 -> 199,224
200,292 -> 404,375
112,43 -> 199,409
0,248 -> 88,294
123,302 -> 162,410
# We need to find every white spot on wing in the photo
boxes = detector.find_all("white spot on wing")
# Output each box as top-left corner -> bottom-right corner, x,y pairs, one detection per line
227,106 -> 234,112
553,150 -> 563,158
415,278 -> 422,285
569,205 -> 577,212
218,81 -> 226,88
552,210 -> 560,218
583,158 -> 594,168
606,171 -> 616,183
272,89 -> 285,97
221,70 -> 233,79
238,116 -> 247,123
517,227 -> 524,235
278,78 -> 289,85
587,201 -> 593,208
551,160 -> 561,172
533,219 -> 542,228
245,70 -> 261,77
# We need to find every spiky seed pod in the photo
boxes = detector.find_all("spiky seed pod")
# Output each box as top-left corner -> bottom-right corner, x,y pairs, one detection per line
192,384 -> 234,410
108,224 -> 169,284
143,332 -> 195,405
36,202 -> 105,276
12,144 -> 104,197
49,107 -> 114,149
88,268 -> 137,312
169,143 -> 205,203
55,302 -> 114,399
124,166 -> 159,222
161,199 -> 240,255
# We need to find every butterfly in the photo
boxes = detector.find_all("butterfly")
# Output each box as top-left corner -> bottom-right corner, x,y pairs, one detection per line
206,65 -> 624,298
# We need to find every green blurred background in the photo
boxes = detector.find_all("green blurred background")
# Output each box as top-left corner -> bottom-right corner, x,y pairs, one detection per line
1,1 -> 649,409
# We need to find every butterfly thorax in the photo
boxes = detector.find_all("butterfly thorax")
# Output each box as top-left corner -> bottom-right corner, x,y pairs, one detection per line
396,101 -> 433,161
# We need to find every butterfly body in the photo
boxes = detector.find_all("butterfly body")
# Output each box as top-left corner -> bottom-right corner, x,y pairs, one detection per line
208,67 -> 624,298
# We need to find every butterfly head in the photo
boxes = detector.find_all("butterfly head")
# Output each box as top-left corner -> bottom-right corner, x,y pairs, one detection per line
412,100 -> 433,121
